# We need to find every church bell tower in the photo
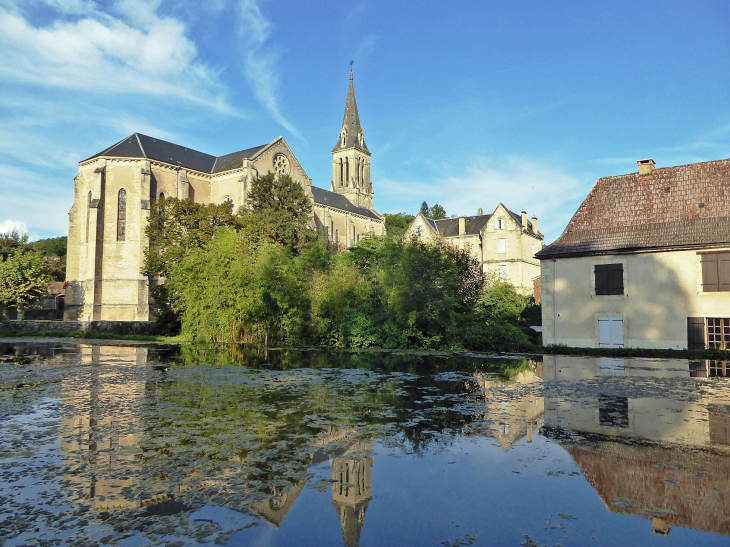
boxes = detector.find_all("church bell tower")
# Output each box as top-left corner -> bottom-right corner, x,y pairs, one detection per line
331,71 -> 373,209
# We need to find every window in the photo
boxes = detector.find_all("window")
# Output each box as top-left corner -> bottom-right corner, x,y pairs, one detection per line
707,318 -> 730,350
86,191 -> 92,243
497,238 -> 506,254
345,158 -> 349,181
335,229 -> 339,245
339,159 -> 343,185
353,226 -> 356,241
598,317 -> 623,347
498,264 -> 507,280
701,252 -> 730,292
330,220 -> 334,239
595,264 -> 623,295
415,227 -> 422,237
496,219 -> 504,230
222,197 -> 234,213
117,188 -> 126,241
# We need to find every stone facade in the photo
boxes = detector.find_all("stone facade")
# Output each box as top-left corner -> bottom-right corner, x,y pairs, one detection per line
405,204 -> 543,294
537,158 -> 730,349
65,73 -> 384,321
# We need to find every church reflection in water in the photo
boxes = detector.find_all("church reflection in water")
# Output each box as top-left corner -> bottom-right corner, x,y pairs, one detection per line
57,347 -> 730,543
542,355 -> 730,537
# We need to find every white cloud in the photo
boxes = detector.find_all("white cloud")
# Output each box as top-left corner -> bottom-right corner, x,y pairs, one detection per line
237,0 -> 301,138
0,219 -> 29,236
0,2 -> 237,114
378,157 -> 588,242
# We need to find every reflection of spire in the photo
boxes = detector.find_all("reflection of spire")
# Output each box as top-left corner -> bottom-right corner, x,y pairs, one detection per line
330,441 -> 373,547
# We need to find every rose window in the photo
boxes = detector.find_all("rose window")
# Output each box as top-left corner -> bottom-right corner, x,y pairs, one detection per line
273,153 -> 290,177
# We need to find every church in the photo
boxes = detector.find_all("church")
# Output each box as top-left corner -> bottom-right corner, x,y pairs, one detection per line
64,72 -> 385,321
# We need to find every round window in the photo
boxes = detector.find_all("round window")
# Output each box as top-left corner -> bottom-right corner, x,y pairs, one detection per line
273,153 -> 290,177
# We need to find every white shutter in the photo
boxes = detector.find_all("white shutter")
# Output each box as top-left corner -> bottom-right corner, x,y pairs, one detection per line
498,238 -> 506,253
599,317 -> 623,348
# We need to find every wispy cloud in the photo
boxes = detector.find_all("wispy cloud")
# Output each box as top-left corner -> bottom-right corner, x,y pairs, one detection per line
378,156 -> 588,242
0,1 -> 237,114
237,0 -> 301,139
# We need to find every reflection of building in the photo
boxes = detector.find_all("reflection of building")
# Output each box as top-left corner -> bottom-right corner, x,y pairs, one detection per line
406,204 -> 542,293
330,440 -> 374,547
537,158 -> 730,349
543,355 -> 730,537
469,361 -> 545,450
64,71 -> 384,321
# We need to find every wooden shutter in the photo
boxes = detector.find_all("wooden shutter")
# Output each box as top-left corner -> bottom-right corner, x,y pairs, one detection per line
687,317 -> 706,350
599,317 -> 611,347
610,318 -> 624,347
595,265 -> 609,295
608,264 -> 624,295
719,252 -> 730,292
702,253 -> 719,292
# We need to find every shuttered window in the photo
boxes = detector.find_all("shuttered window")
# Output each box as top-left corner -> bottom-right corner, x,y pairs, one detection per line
595,264 -> 624,295
598,317 -> 623,347
701,252 -> 730,292
687,317 -> 706,350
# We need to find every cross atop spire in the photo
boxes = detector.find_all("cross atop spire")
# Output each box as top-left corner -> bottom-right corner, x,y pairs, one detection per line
332,69 -> 369,154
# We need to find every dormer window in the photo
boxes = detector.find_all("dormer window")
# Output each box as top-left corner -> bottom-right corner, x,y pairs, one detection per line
341,129 -> 347,147
496,219 -> 504,230
358,129 -> 364,147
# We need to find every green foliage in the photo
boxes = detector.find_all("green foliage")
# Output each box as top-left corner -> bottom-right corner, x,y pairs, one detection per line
429,204 -> 447,219
419,201 -> 430,216
0,251 -> 52,313
171,228 -> 308,344
477,281 -> 530,323
0,229 -> 29,261
246,172 -> 314,253
384,213 -> 415,239
29,236 -> 67,281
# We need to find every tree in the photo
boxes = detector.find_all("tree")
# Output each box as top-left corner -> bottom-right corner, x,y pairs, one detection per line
246,172 -> 314,253
429,204 -> 447,220
29,236 -> 67,281
0,251 -> 51,320
0,229 -> 29,261
384,213 -> 415,239
419,201 -> 430,216
477,208 -> 484,215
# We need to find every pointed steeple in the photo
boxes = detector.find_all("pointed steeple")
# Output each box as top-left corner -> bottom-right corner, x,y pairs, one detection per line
332,71 -> 370,154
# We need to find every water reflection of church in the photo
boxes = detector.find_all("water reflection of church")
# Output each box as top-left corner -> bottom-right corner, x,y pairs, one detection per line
543,355 -> 730,537
59,345 -> 374,546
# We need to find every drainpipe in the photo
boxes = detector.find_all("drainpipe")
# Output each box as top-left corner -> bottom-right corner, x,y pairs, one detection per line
553,258 -> 557,345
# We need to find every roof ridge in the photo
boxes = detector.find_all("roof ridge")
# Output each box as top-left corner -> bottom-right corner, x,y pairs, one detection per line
96,133 -> 135,158
135,133 -> 147,158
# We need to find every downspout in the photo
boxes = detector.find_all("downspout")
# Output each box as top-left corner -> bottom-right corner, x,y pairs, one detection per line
553,258 -> 557,345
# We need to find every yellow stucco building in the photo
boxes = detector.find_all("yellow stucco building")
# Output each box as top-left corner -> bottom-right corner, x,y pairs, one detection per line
405,203 -> 543,294
64,72 -> 384,321
537,158 -> 730,349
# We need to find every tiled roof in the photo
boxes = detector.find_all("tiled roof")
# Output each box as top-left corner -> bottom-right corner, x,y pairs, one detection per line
311,187 -> 381,220
84,133 -> 269,174
538,158 -> 730,258
432,215 -> 491,236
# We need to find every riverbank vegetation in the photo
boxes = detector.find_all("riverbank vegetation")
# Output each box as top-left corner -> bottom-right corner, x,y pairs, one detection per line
143,175 -> 539,351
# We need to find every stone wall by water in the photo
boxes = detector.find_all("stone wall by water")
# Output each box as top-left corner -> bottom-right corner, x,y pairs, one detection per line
0,320 -> 157,335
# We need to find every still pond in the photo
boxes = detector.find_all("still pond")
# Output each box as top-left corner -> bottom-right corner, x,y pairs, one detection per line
0,342 -> 729,546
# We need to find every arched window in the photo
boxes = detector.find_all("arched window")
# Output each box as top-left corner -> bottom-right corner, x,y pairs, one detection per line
117,188 -> 126,241
335,229 -> 339,245
353,226 -> 356,241
86,191 -> 92,243
222,196 -> 234,213
330,220 -> 334,239
345,158 -> 349,182
339,159 -> 343,185
341,129 -> 346,147
159,191 -> 165,200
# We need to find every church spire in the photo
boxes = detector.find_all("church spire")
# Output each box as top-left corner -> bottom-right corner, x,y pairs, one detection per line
332,70 -> 369,154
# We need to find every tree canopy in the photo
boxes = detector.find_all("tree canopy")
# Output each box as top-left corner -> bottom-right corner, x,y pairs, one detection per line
0,251 -> 51,319
383,213 -> 415,239
429,204 -> 447,219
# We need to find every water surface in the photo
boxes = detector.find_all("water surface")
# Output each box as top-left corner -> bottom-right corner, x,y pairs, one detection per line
0,342 -> 728,546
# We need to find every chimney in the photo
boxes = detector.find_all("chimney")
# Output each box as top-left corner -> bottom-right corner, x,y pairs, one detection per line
532,216 -> 538,234
459,217 -> 466,235
638,158 -> 655,175
521,211 -> 528,228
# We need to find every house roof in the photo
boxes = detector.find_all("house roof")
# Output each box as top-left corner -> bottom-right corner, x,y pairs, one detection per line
84,133 -> 271,175
431,214 -> 491,236
537,158 -> 730,258
311,186 -> 381,220
331,72 -> 370,155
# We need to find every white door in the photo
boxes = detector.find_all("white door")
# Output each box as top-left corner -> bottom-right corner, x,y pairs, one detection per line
599,317 -> 624,348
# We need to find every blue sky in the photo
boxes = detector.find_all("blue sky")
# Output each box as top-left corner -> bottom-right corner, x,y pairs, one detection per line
1,0 -> 729,242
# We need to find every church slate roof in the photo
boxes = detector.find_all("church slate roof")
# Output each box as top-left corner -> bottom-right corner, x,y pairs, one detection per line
84,133 -> 269,175
331,72 -> 370,155
311,186 -> 381,220
537,158 -> 730,258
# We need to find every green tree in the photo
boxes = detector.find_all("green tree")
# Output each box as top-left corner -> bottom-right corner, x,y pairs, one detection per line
0,229 -> 29,261
0,251 -> 51,320
29,236 -> 67,281
246,172 -> 314,253
419,201 -> 430,216
384,213 -> 415,239
429,204 -> 447,219
477,207 -> 484,215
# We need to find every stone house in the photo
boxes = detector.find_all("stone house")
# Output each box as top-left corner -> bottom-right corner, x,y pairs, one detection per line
536,158 -> 730,350
405,203 -> 543,294
64,72 -> 384,321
